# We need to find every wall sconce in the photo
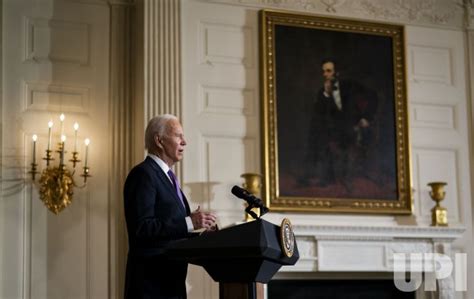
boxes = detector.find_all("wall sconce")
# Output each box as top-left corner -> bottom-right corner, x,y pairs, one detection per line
29,114 -> 91,214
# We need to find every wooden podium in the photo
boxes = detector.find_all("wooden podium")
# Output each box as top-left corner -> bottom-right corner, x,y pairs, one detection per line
166,219 -> 299,299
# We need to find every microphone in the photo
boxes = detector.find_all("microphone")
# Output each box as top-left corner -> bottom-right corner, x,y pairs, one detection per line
231,185 -> 263,206
231,185 -> 269,219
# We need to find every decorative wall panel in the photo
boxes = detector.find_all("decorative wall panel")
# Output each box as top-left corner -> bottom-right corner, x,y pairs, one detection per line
407,26 -> 465,103
199,21 -> 253,66
23,81 -> 90,113
318,241 -> 387,271
409,45 -> 452,85
199,84 -> 255,116
24,17 -> 90,65
411,103 -> 455,129
203,135 -> 256,181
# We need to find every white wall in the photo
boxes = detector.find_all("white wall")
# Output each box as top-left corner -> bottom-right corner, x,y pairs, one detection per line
406,27 -> 473,289
181,1 -> 261,297
181,1 -> 473,299
1,0 -> 110,298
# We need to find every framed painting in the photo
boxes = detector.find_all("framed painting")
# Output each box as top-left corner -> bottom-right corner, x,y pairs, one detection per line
260,10 -> 412,214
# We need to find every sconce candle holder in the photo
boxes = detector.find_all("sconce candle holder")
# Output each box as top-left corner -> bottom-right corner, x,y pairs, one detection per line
81,166 -> 91,182
43,149 -> 54,166
69,151 -> 81,168
427,181 -> 448,226
29,162 -> 38,181
30,115 -> 91,214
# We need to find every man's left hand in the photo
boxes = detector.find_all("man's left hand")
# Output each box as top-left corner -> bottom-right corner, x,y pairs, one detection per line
358,118 -> 370,128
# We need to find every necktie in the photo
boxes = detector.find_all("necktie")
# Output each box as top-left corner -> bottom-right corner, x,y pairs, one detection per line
167,169 -> 185,209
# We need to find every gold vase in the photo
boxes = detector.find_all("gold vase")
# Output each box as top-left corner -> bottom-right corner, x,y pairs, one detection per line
427,181 -> 448,226
240,173 -> 262,222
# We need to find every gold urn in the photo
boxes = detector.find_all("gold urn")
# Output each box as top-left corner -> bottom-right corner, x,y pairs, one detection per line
240,173 -> 262,222
427,182 -> 448,226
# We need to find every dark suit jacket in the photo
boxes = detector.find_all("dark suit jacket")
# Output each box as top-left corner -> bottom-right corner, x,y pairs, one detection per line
123,156 -> 191,299
311,79 -> 378,149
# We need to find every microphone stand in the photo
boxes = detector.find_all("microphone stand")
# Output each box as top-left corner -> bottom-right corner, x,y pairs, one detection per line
245,202 -> 269,220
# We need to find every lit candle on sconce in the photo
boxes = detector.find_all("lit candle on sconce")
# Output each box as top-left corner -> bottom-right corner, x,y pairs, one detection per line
73,122 -> 79,152
84,138 -> 90,167
47,120 -> 53,151
32,134 -> 37,164
59,114 -> 65,137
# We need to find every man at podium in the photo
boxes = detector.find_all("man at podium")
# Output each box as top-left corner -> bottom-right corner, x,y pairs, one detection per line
123,114 -> 217,299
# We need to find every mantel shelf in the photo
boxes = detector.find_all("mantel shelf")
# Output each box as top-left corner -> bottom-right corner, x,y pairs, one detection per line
293,224 -> 466,241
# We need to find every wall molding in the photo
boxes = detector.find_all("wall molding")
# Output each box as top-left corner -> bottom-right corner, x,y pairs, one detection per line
140,0 -> 183,176
143,0 -> 182,121
23,17 -> 91,66
22,81 -> 91,114
108,3 -> 134,298
293,223 -> 465,240
204,0 -> 465,29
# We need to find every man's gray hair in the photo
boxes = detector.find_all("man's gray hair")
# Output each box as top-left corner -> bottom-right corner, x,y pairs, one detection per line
145,114 -> 178,151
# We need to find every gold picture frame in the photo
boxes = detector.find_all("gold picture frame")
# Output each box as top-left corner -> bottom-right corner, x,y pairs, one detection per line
260,10 -> 412,214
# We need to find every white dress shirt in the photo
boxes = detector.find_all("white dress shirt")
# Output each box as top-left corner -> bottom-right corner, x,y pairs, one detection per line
332,81 -> 342,110
323,81 -> 342,111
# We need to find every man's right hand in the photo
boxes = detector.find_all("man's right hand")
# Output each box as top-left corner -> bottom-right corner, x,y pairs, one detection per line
190,206 -> 217,230
358,118 -> 370,128
323,79 -> 333,96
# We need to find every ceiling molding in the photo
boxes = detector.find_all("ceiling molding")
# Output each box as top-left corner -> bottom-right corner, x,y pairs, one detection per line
204,0 -> 465,29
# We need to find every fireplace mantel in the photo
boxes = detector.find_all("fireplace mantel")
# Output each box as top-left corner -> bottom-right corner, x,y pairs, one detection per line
287,224 -> 465,272
278,223 -> 465,299
294,224 -> 466,241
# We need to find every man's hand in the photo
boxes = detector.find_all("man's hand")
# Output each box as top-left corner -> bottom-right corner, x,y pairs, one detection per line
190,206 -> 217,230
358,118 -> 370,128
324,79 -> 333,95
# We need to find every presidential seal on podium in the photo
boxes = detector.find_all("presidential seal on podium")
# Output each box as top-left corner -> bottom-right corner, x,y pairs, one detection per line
280,218 -> 295,258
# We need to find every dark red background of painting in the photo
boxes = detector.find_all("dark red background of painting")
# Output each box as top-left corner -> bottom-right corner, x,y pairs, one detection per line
274,24 -> 398,200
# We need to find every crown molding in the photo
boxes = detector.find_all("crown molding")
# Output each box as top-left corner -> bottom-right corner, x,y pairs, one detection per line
203,0 -> 465,29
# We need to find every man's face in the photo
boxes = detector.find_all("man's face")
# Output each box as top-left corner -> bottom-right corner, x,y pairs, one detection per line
158,119 -> 187,165
322,62 -> 336,81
